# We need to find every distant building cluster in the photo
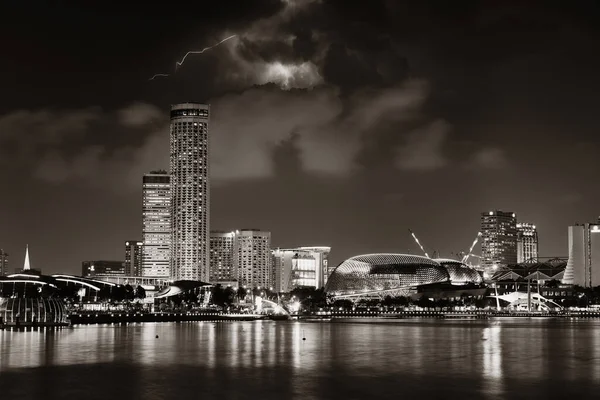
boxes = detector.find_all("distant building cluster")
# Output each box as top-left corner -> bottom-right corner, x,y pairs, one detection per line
9,101 -> 600,298
480,210 -> 539,275
70,102 -> 331,292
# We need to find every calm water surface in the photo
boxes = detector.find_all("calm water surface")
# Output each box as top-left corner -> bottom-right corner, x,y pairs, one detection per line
1,319 -> 600,399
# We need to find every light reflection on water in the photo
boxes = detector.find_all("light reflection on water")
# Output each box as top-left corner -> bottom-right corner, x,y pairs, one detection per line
1,319 -> 600,399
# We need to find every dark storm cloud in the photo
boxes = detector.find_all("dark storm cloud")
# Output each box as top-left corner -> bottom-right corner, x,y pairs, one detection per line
1,0 -> 543,192
0,104 -> 168,190
2,0 -> 600,272
0,79 -> 437,188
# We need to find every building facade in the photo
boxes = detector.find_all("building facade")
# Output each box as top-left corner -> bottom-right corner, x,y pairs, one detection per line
481,210 -> 517,273
273,247 -> 331,292
170,103 -> 210,282
233,229 -> 271,289
563,223 -> 600,288
82,261 -> 126,278
142,172 -> 171,278
0,249 -> 7,276
325,254 -> 483,299
300,246 -> 331,287
125,241 -> 143,276
209,231 -> 235,283
517,222 -> 539,263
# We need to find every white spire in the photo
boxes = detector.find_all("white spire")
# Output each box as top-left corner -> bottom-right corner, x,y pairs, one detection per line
23,244 -> 30,270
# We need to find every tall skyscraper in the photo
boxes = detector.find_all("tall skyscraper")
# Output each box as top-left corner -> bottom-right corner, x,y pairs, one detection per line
481,210 -> 517,272
209,231 -> 235,282
125,240 -> 143,276
0,249 -> 7,276
272,246 -> 331,292
233,229 -> 271,288
170,103 -> 210,282
563,222 -> 600,288
517,222 -> 538,263
142,172 -> 171,278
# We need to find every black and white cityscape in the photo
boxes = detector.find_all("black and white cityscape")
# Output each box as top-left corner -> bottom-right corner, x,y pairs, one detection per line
2,1 -> 600,399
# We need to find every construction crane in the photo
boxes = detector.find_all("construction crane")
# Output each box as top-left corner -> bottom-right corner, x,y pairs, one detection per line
408,229 -> 430,258
461,232 -> 482,263
464,253 -> 483,263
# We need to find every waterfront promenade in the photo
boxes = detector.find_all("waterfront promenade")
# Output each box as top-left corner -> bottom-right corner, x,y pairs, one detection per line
6,309 -> 600,331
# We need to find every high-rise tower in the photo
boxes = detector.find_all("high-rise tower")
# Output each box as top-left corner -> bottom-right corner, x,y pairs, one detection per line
563,222 -> 600,288
0,249 -> 8,276
142,171 -> 171,278
170,103 -> 210,281
209,231 -> 236,283
233,229 -> 272,289
481,210 -> 517,272
125,240 -> 143,276
517,222 -> 538,263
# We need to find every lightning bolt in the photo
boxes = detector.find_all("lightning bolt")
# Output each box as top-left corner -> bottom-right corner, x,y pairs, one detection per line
149,73 -> 170,81
175,35 -> 237,68
149,34 -> 237,81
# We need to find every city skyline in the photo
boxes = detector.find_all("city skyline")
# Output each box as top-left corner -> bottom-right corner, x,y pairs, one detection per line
2,1 -> 600,274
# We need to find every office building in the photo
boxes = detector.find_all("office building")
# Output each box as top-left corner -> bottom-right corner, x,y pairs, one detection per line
82,261 -> 126,278
300,246 -> 331,287
273,246 -> 331,292
481,210 -> 517,273
563,223 -> 600,288
0,249 -> 7,276
125,240 -> 143,276
517,222 -> 538,263
170,103 -> 210,281
142,172 -> 171,278
209,231 -> 235,283
233,229 -> 271,288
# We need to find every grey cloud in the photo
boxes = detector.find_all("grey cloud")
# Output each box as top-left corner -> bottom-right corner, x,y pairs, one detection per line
0,104 -> 168,192
1,79 -> 437,190
219,0 -> 328,90
395,120 -> 449,171
212,80 -> 432,181
470,147 -> 509,169
32,150 -> 71,183
118,102 -> 164,127
210,86 -> 343,181
0,108 -> 100,160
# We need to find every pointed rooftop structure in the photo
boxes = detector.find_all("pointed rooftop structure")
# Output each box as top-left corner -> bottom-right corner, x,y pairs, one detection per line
23,244 -> 31,271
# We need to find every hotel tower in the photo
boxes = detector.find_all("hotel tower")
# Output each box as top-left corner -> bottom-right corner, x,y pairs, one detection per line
169,103 -> 210,281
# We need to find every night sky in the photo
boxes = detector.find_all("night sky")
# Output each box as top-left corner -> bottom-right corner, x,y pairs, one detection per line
1,1 -> 600,274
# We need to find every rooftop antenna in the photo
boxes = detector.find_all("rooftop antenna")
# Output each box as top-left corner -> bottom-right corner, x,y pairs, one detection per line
408,229 -> 430,258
